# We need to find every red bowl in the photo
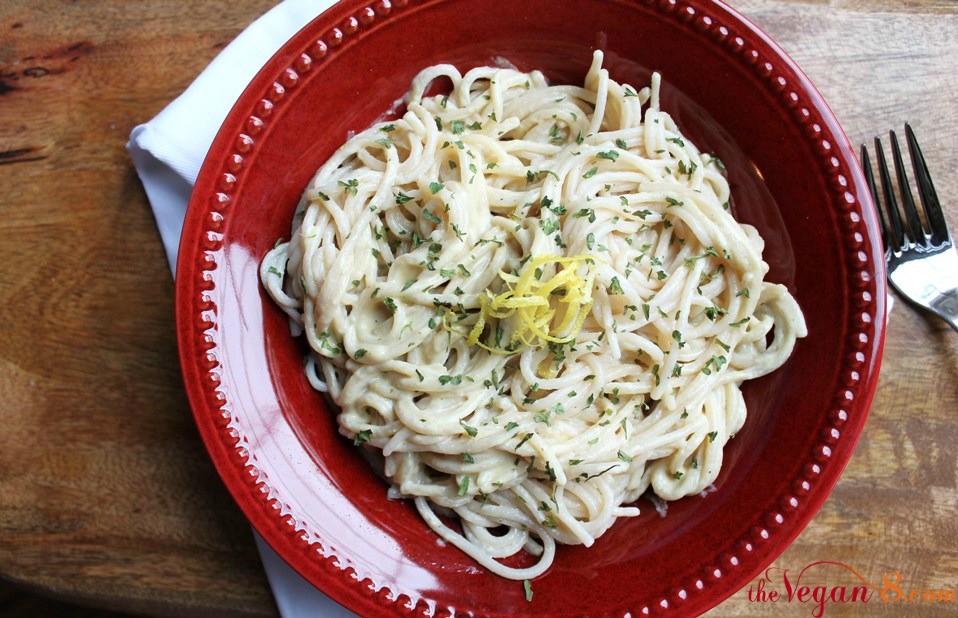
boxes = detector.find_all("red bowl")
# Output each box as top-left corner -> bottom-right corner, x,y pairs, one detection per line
176,0 -> 886,615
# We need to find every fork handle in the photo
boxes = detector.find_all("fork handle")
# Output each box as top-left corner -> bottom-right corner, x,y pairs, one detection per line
930,290 -> 958,332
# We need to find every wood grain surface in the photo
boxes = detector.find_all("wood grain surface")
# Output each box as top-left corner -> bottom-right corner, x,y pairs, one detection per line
1,1 -> 955,617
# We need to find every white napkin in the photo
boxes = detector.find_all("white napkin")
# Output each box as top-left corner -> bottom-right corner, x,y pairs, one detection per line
127,1 -> 356,616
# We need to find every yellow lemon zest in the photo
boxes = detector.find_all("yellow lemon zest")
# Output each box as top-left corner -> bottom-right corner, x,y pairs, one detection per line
459,254 -> 599,354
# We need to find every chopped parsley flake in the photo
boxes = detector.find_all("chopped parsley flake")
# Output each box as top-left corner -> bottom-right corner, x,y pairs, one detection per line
422,209 -> 442,226
573,208 -> 596,223
460,419 -> 478,437
338,178 -> 359,195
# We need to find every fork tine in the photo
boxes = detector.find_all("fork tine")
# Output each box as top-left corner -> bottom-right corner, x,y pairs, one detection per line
874,136 -> 906,251
904,123 -> 951,246
890,129 -> 926,245
860,144 -> 889,252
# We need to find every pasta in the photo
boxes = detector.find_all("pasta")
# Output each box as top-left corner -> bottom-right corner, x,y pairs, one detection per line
260,51 -> 807,580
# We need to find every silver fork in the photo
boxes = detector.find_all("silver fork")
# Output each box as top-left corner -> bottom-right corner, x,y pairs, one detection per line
860,124 -> 958,332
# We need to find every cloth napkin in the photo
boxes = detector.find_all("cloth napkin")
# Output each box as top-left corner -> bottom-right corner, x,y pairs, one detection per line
127,1 -> 356,616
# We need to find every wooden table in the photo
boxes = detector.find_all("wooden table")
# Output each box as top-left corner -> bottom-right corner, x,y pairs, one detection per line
1,1 -> 955,616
